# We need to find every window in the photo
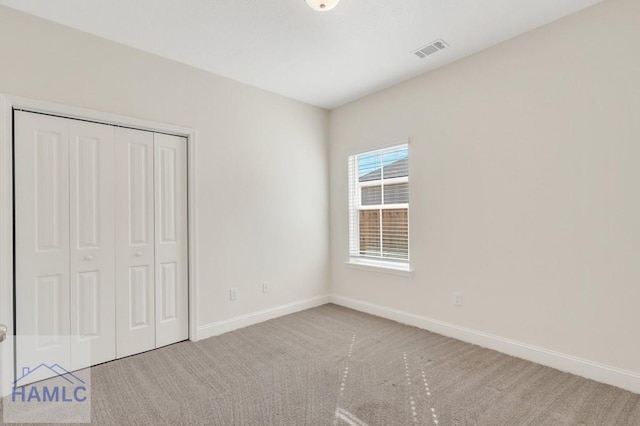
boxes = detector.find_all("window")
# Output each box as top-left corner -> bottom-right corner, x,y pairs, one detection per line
348,143 -> 409,270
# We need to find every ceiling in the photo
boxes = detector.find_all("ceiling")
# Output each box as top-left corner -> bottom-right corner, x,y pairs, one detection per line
0,0 -> 602,109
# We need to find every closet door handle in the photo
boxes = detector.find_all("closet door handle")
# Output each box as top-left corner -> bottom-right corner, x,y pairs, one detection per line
135,251 -> 143,257
0,324 -> 7,344
84,255 -> 93,261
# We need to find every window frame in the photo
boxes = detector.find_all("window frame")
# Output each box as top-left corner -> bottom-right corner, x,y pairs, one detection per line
348,142 -> 411,272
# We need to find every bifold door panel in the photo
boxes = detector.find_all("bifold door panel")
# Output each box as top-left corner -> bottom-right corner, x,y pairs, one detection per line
154,133 -> 189,348
14,111 -> 188,383
69,120 -> 117,370
15,112 -> 72,383
114,127 -> 156,358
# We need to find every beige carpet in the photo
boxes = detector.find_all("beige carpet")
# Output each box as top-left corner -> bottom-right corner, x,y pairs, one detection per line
2,304 -> 639,425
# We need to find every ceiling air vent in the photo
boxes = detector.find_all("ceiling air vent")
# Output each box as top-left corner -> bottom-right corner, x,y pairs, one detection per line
413,39 -> 448,59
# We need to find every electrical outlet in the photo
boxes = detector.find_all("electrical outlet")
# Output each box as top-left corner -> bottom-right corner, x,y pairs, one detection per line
262,282 -> 269,293
452,291 -> 463,307
230,288 -> 238,301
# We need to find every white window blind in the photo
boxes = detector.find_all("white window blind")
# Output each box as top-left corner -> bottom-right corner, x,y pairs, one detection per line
348,144 -> 409,265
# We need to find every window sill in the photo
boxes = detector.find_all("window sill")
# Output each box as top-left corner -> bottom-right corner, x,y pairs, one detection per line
346,259 -> 414,277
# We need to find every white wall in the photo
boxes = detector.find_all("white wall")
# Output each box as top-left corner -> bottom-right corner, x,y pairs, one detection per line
0,5 -> 330,330
330,0 -> 640,375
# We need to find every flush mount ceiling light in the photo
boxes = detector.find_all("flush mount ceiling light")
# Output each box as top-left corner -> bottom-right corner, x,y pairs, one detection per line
305,0 -> 340,12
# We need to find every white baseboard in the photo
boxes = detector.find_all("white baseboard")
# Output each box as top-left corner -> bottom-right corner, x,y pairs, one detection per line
196,295 -> 331,341
331,295 -> 640,394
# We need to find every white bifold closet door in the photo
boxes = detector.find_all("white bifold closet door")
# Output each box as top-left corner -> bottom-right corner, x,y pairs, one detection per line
15,111 -> 188,382
113,130 -> 188,357
15,112 -> 116,382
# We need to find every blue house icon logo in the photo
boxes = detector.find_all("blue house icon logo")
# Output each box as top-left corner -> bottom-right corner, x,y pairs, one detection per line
12,364 -> 88,403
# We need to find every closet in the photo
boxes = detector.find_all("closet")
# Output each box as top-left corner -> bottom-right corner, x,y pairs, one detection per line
14,111 -> 188,381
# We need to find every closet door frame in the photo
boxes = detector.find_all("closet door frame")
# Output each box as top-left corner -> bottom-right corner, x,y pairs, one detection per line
0,94 -> 199,397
